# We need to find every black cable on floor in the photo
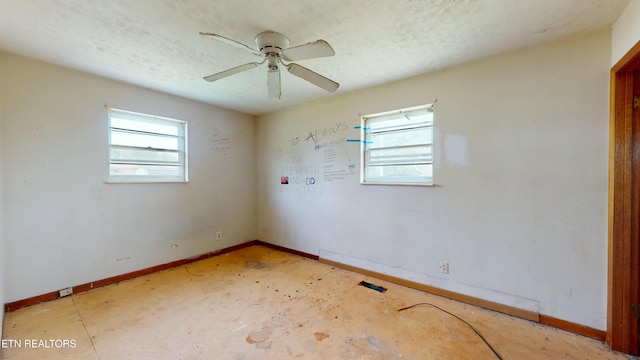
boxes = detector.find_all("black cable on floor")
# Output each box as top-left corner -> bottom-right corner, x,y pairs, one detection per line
397,302 -> 503,360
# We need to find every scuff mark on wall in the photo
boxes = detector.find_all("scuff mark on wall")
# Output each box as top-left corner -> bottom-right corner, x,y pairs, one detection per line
444,134 -> 468,167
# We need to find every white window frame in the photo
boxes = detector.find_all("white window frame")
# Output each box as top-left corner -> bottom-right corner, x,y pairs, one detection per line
360,104 -> 434,186
107,108 -> 188,183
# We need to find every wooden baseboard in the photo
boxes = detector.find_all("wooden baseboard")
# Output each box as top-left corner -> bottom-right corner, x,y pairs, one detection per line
318,257 -> 539,322
3,240 -> 608,342
254,240 -> 319,260
318,258 -> 606,341
319,257 -> 607,341
4,240 -> 259,312
539,314 -> 606,341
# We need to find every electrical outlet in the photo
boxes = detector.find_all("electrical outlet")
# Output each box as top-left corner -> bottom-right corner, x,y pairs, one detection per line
439,262 -> 449,274
216,231 -> 223,240
59,287 -> 73,297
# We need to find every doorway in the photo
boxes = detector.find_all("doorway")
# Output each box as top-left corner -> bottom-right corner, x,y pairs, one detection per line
608,40 -> 640,355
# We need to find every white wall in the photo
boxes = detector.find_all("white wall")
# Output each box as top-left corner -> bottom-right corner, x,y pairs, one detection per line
257,30 -> 611,330
612,0 -> 640,65
0,52 -> 256,302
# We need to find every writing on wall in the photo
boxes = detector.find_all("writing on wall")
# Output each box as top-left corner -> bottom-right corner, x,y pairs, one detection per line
279,120 -> 358,189
280,166 -> 319,186
211,133 -> 232,155
304,122 -> 349,145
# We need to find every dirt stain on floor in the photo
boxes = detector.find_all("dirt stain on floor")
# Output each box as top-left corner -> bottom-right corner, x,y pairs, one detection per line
243,260 -> 273,270
313,332 -> 330,341
340,334 -> 403,359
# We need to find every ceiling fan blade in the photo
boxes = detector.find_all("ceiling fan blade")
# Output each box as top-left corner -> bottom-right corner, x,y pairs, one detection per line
199,32 -> 262,57
203,62 -> 261,82
283,40 -> 335,61
267,67 -> 281,99
286,63 -> 339,93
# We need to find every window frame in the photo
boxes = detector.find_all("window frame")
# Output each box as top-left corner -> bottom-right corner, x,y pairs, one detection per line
107,108 -> 188,183
360,104 -> 434,186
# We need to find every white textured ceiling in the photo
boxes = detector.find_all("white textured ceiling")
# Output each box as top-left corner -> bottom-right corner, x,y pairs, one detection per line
0,0 -> 630,115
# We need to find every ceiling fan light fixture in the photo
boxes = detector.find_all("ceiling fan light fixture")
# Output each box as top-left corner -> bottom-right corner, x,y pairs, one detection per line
267,67 -> 281,99
267,53 -> 279,71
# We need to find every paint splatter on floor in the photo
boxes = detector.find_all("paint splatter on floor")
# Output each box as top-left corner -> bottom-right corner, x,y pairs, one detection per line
246,325 -> 275,349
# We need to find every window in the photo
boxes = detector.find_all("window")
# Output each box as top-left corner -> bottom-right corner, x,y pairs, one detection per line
108,108 -> 188,183
361,104 -> 434,185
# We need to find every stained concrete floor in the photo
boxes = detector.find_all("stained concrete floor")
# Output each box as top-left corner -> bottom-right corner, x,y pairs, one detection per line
2,245 -> 626,359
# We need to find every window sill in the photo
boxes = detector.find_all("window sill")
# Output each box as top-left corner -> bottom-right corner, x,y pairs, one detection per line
106,179 -> 188,184
360,181 -> 435,187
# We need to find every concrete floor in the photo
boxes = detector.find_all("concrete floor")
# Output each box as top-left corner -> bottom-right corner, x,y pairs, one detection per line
2,245 -> 626,359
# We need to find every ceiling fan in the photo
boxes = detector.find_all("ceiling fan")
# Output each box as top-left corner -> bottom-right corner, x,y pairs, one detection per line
199,31 -> 339,99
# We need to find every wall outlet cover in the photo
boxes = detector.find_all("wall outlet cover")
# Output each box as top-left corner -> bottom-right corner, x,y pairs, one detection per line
439,262 -> 449,274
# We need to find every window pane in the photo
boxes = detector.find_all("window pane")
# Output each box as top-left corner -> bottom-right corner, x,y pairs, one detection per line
110,130 -> 179,150
361,104 -> 434,185
368,110 -> 433,132
365,164 -> 433,182
110,147 -> 180,164
108,108 -> 188,183
367,145 -> 432,165
110,116 -> 179,136
367,127 -> 432,149
109,164 -> 183,178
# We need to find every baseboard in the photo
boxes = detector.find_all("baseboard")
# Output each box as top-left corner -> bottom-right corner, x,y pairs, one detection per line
318,257 -> 539,322
254,240 -> 319,260
3,240 -> 609,342
539,314 -> 606,341
318,257 -> 607,341
4,240 -> 259,312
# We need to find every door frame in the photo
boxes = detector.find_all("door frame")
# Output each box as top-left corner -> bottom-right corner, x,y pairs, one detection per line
608,39 -> 640,355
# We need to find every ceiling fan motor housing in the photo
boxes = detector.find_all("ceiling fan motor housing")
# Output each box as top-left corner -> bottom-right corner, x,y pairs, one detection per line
255,31 -> 290,55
